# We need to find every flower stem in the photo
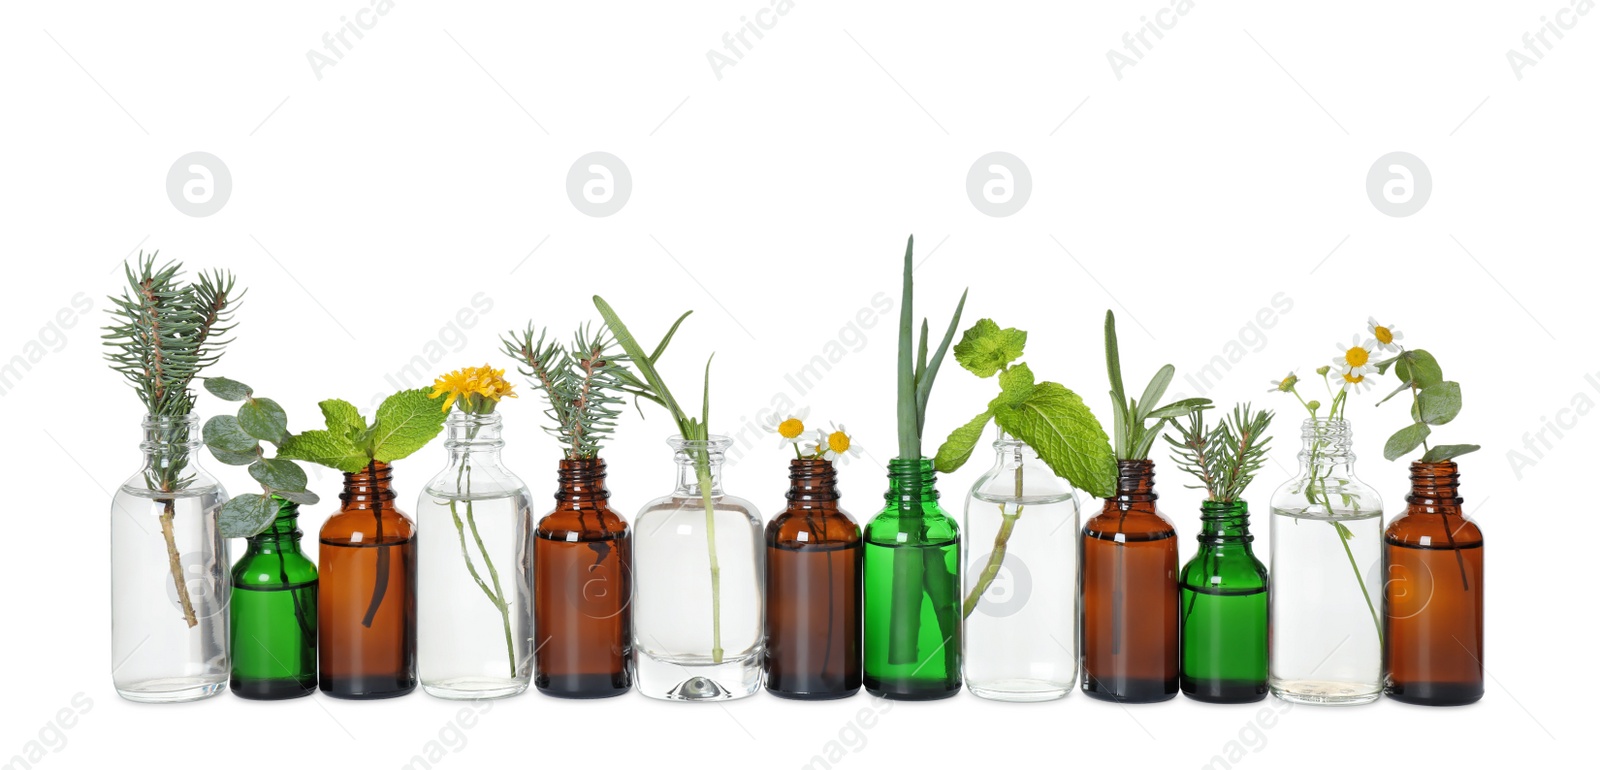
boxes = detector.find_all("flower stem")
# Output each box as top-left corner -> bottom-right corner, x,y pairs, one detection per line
961,461 -> 1026,618
694,454 -> 724,664
158,496 -> 199,628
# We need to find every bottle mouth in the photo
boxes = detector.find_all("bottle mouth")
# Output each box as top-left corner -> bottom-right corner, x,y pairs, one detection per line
667,435 -> 733,452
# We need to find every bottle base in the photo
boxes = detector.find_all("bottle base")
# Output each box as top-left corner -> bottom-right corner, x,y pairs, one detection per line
1384,681 -> 1484,707
1182,678 -> 1268,704
537,672 -> 632,699
1270,679 -> 1380,706
116,677 -> 227,704
766,685 -> 861,701
863,676 -> 961,701
968,679 -> 1072,702
636,651 -> 762,701
319,675 -> 416,700
422,677 -> 529,700
231,677 -> 316,700
1082,677 -> 1176,704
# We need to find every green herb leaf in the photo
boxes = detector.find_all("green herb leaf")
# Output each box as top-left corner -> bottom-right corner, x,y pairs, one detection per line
219,493 -> 279,538
204,377 -> 252,401
914,289 -> 969,437
1416,381 -> 1462,425
1104,311 -> 1125,405
933,409 -> 994,473
207,446 -> 259,466
996,362 -> 1036,407
371,388 -> 448,463
1420,443 -> 1480,462
203,414 -> 259,454
1147,398 -> 1211,420
318,398 -> 367,435
1384,422 -> 1431,461
238,397 -> 290,443
1135,365 -> 1174,421
994,381 -> 1117,498
952,319 -> 1027,378
250,457 -> 308,492
1395,350 -> 1443,388
279,429 -> 368,474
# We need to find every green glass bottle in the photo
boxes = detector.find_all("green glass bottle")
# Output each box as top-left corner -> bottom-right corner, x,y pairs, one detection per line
863,458 -> 960,700
1179,500 -> 1268,703
230,497 -> 319,699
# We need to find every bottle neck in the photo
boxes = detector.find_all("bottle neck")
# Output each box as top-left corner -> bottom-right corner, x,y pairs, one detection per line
1197,500 -> 1252,545
1297,418 -> 1356,473
555,457 -> 611,508
671,438 -> 730,496
138,414 -> 203,485
341,461 -> 397,507
786,458 -> 840,512
1111,459 -> 1157,508
247,499 -> 304,552
445,412 -> 504,463
1406,461 -> 1463,516
991,431 -> 1037,472
883,457 -> 939,510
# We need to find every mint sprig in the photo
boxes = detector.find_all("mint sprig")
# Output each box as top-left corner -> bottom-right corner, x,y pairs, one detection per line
278,388 -> 447,473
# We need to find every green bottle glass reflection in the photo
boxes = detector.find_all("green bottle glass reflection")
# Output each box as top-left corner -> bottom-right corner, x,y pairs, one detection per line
1179,500 -> 1268,703
230,497 -> 319,699
863,458 -> 960,700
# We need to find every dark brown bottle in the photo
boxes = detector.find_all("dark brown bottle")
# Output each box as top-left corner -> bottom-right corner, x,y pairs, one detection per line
1081,460 -> 1179,703
1384,460 -> 1484,706
535,458 -> 632,698
318,461 -> 417,699
765,458 -> 862,699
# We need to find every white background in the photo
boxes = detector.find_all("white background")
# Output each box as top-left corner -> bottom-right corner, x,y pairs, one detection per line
1,1 -> 1591,768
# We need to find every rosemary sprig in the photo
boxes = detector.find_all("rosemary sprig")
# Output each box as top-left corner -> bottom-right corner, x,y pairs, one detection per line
1165,404 -> 1274,502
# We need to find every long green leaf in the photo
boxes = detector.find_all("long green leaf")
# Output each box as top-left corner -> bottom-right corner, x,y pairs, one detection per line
915,288 -> 969,435
649,311 -> 693,365
897,236 -> 917,458
701,354 -> 714,437
1104,310 -> 1125,405
1135,364 -> 1174,421
594,295 -> 689,429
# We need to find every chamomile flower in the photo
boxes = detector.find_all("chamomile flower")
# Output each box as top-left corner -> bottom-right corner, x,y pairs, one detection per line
1332,335 -> 1376,379
1269,372 -> 1299,393
1366,317 -> 1405,352
820,423 -> 861,465
765,407 -> 811,449
1340,371 -> 1374,394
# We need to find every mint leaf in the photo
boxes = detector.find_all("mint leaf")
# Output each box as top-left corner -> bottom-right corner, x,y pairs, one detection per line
204,377 -> 252,401
279,429 -> 368,474
239,397 -> 289,443
953,319 -> 1026,378
219,494 -> 279,538
318,398 -> 366,435
934,409 -> 993,473
1384,422 -> 1431,461
203,415 -> 259,454
371,388 -> 448,463
997,362 -> 1036,407
1416,381 -> 1462,425
993,381 -> 1116,498
1420,443 -> 1480,463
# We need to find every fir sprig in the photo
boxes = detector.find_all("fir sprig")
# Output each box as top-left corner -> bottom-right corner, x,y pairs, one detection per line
501,323 -> 629,459
104,253 -> 242,418
1165,404 -> 1274,502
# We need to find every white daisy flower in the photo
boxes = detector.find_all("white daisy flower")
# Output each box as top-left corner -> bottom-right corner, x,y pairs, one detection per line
1366,316 -> 1404,352
1332,335 -> 1376,378
820,423 -> 862,465
764,407 -> 810,449
1340,371 -> 1374,394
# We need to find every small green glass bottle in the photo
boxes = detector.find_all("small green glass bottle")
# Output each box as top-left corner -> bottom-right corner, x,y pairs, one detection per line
231,497 -> 319,699
1179,500 -> 1268,703
862,458 -> 960,700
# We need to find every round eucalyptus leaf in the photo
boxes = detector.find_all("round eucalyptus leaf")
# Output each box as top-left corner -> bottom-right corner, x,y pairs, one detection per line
219,494 -> 279,538
203,414 -> 259,454
275,488 -> 320,506
203,377 -> 253,401
1417,382 -> 1462,426
250,457 -> 308,492
207,445 -> 259,466
239,397 -> 290,443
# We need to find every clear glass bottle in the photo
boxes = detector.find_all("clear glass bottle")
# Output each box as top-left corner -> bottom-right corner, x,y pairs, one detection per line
633,436 -> 764,701
961,430 -> 1080,702
319,461 -> 416,699
1180,500 -> 1268,703
863,458 -> 962,700
535,458 -> 632,698
418,411 -> 535,699
1269,418 -> 1384,705
230,496 -> 318,699
110,414 -> 230,703
1383,460 -> 1484,706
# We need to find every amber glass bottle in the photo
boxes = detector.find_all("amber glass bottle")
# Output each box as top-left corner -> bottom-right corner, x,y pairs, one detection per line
319,461 -> 417,699
535,458 -> 632,698
1384,460 -> 1484,706
1081,460 -> 1179,703
765,458 -> 862,699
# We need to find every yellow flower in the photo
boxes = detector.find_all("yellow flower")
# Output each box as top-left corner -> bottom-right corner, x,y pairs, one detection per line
1268,372 -> 1298,393
430,365 -> 517,413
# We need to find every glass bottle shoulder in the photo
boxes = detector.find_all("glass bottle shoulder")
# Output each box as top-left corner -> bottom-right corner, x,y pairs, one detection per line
1180,546 -> 1267,590
1083,503 -> 1176,537
1384,511 -> 1482,548
766,507 -> 861,549
864,503 -> 958,546
1269,472 -> 1383,520
320,504 -> 415,543
232,545 -> 319,585
636,490 -> 762,526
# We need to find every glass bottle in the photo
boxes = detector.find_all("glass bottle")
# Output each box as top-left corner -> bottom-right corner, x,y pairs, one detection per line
764,458 -> 862,699
1081,459 -> 1178,703
962,430 -> 1080,702
1180,500 -> 1268,703
230,496 -> 318,699
319,461 -> 416,699
1269,418 -> 1384,705
863,458 -> 961,700
1383,460 -> 1484,706
418,411 -> 535,699
633,437 -> 764,700
535,458 -> 632,698
110,414 -> 229,703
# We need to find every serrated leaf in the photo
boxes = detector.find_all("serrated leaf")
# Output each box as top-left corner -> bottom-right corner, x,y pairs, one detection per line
279,429 -> 369,474
371,388 -> 448,463
238,397 -> 290,443
1384,422 -> 1431,461
1421,443 -> 1480,463
250,457 -> 308,492
993,381 -> 1116,498
219,494 -> 279,538
203,415 -> 259,454
318,398 -> 366,435
1417,381 -> 1462,425
933,409 -> 993,473
207,445 -> 259,466
952,319 -> 1027,378
1395,350 -> 1443,388
275,488 -> 320,506
204,377 -> 252,401
996,362 -> 1036,407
